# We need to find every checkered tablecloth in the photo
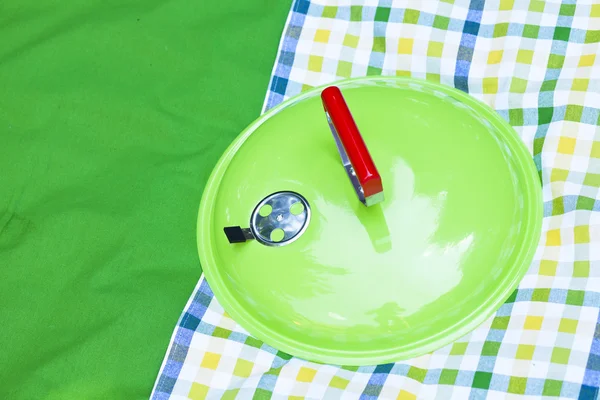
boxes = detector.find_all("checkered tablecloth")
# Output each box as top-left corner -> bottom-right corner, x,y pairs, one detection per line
151,1 -> 600,398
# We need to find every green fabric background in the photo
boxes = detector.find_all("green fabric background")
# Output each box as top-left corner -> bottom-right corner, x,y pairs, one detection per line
0,1 -> 290,398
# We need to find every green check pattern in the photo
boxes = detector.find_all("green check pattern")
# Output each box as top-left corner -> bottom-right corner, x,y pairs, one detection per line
152,1 -> 600,398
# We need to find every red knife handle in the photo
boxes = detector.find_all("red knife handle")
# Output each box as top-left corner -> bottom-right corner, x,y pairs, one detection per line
321,86 -> 383,203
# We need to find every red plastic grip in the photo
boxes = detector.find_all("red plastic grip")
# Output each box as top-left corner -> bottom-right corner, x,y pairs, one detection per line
321,86 -> 383,199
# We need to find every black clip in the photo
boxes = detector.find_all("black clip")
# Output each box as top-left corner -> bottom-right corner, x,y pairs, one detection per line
223,226 -> 255,244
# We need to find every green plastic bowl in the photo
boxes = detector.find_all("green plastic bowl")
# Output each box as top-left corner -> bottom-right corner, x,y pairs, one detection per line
197,77 -> 542,366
